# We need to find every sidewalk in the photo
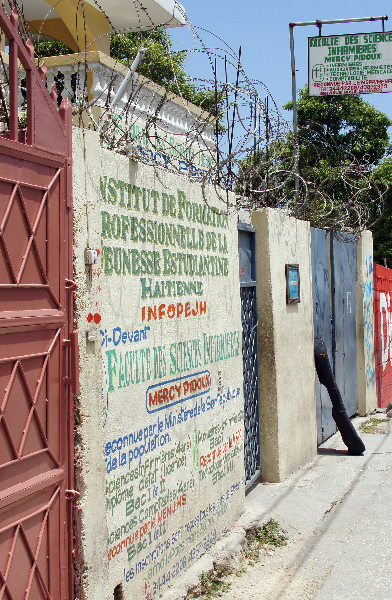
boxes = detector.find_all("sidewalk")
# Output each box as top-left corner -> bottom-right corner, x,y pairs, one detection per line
229,413 -> 392,600
163,413 -> 392,600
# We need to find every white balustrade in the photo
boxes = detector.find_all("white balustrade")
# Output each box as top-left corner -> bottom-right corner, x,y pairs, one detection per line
61,65 -> 74,101
46,70 -> 56,96
74,65 -> 87,102
0,51 -> 216,150
112,75 -> 127,109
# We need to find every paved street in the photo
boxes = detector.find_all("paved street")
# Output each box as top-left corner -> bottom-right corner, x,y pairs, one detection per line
160,413 -> 391,600
216,413 -> 392,600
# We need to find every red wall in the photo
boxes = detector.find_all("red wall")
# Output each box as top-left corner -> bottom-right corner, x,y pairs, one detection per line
374,264 -> 392,408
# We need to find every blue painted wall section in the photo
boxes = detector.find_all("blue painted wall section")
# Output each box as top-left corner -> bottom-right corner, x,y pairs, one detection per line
363,254 -> 376,389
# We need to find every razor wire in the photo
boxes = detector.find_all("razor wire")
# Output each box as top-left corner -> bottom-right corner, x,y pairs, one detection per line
2,0 -> 389,233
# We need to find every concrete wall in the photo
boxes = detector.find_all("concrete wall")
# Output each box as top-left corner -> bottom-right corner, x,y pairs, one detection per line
72,128 -> 245,600
71,126 -> 375,597
356,231 -> 377,415
252,208 -> 317,482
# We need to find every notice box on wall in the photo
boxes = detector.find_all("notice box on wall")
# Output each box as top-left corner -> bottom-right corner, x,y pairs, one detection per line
286,264 -> 300,304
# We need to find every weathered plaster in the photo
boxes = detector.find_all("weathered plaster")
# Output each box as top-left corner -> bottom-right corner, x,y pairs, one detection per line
73,128 -> 245,600
252,208 -> 317,482
356,231 -> 377,415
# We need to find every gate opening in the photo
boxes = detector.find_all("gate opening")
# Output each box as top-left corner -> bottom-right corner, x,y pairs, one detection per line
238,223 -> 261,486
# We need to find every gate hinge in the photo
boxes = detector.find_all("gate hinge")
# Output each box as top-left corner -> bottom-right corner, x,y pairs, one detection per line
65,278 -> 78,291
65,489 -> 80,501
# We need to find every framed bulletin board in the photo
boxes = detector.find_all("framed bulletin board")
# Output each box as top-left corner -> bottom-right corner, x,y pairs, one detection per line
286,264 -> 300,304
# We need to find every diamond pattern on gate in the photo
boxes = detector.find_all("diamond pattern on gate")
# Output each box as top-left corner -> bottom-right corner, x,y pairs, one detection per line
0,330 -> 61,466
0,174 -> 61,307
0,489 -> 59,599
240,286 -> 260,483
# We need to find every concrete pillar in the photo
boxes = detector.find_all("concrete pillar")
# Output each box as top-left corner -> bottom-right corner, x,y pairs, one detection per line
252,208 -> 317,482
356,230 -> 377,415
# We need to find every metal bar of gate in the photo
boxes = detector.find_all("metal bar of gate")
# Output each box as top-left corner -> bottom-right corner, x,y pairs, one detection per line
238,223 -> 261,486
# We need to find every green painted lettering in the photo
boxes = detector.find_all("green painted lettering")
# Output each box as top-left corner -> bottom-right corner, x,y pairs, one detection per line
100,176 -> 108,202
108,178 -> 117,204
101,211 -> 112,239
106,349 -> 118,392
103,246 -> 113,275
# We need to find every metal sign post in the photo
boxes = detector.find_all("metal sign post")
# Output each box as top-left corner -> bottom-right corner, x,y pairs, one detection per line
289,15 -> 388,195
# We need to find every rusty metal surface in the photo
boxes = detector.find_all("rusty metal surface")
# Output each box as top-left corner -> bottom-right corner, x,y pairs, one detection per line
0,7 -> 73,599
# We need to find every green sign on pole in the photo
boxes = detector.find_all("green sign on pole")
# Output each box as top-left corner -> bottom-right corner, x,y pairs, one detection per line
308,31 -> 392,95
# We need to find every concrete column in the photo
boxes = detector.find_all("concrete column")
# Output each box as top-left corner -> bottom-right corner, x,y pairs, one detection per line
252,208 -> 317,482
356,230 -> 377,415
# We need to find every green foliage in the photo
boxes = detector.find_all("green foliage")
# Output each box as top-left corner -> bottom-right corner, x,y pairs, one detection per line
245,519 -> 287,564
111,30 -> 181,87
369,157 -> 392,266
185,564 -> 232,599
37,31 -> 219,115
184,520 -> 287,600
284,86 -> 392,223
237,85 -> 392,232
285,85 -> 392,167
36,40 -> 73,57
359,417 -> 389,433
199,565 -> 232,599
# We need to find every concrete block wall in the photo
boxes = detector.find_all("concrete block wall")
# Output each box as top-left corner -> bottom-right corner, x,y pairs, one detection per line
252,208 -> 317,482
72,128 -> 246,600
356,231 -> 377,415
71,127 -> 376,598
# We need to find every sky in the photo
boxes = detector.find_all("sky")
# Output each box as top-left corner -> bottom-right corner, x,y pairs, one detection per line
171,0 -> 392,125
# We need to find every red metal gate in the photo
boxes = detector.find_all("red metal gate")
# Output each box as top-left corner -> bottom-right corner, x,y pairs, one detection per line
374,263 -> 392,409
0,8 -> 75,599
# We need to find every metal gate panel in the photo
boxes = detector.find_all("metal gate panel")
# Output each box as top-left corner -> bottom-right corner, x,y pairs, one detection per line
0,163 -> 70,600
373,264 -> 392,408
0,6 -> 73,599
331,233 -> 358,417
0,486 -> 62,599
311,228 -> 336,443
238,225 -> 260,485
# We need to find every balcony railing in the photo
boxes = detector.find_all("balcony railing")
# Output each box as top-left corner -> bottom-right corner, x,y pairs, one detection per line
43,51 -> 215,148
0,47 -> 216,176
